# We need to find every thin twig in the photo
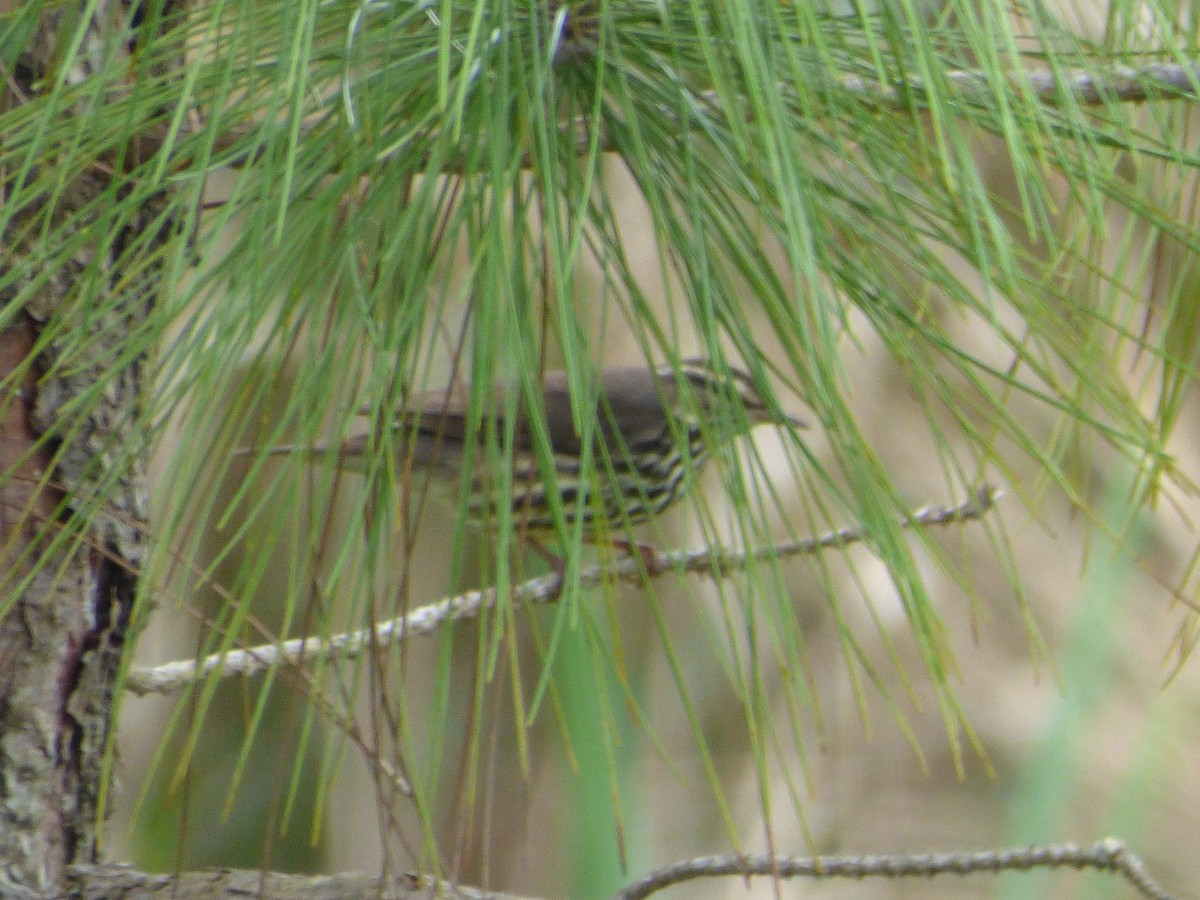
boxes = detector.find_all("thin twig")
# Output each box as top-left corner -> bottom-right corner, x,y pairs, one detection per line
831,61 -> 1200,109
125,486 -> 999,697
613,839 -> 1175,900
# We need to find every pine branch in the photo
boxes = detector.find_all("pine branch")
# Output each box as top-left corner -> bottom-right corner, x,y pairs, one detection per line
615,839 -> 1174,900
835,60 -> 1200,108
65,865 -> 538,900
126,486 -> 999,697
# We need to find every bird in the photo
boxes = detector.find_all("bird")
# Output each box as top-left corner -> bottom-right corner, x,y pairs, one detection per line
240,359 -> 803,539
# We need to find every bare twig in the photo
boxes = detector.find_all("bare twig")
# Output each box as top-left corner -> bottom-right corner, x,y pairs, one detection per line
832,61 -> 1200,109
125,486 -> 999,697
614,839 -> 1174,900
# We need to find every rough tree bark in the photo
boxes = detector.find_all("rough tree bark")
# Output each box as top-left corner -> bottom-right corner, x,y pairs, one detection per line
0,5 -> 159,894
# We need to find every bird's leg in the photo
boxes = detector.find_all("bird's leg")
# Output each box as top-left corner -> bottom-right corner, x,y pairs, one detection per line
609,539 -> 668,576
525,536 -> 564,571
524,532 -> 667,579
522,536 -> 568,598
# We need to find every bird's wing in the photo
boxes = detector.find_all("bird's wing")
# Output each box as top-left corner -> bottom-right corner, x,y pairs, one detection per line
382,367 -> 673,461
538,368 -> 668,455
594,367 -> 674,451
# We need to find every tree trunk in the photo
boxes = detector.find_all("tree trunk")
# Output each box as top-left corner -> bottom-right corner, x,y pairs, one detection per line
1,5 -> 155,894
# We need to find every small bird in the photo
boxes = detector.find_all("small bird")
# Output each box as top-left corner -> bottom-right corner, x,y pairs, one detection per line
241,360 -> 803,537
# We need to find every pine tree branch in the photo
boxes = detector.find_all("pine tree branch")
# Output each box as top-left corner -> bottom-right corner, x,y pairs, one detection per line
64,865 -> 538,900
614,839 -> 1175,900
834,60 -> 1200,108
125,486 -> 999,697
62,836 -> 1173,900
197,58 -> 1200,173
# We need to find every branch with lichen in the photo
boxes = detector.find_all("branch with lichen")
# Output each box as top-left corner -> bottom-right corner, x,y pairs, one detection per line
126,486 -> 1000,697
